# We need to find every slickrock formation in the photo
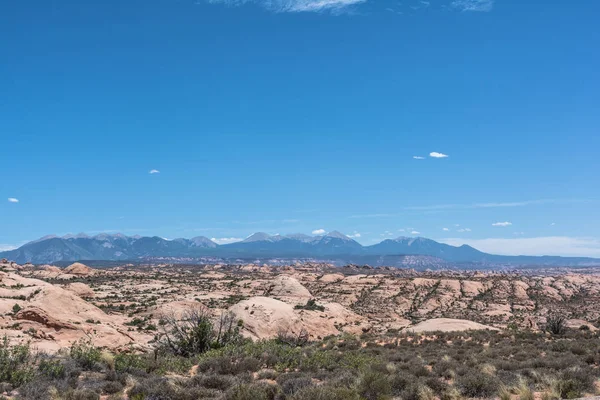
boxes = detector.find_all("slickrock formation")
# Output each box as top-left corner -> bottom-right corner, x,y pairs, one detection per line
408,318 -> 498,332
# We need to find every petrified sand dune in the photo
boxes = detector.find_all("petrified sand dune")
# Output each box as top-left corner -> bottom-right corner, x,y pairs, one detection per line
408,318 -> 498,333
63,262 -> 96,276
229,296 -> 367,341
0,272 -> 139,352
319,273 -> 344,283
267,275 -> 312,303
64,282 -> 95,298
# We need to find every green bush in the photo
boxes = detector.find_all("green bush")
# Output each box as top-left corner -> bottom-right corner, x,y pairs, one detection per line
290,385 -> 361,400
0,337 -> 36,387
70,340 -> 102,370
225,383 -> 280,400
456,371 -> 499,398
357,370 -> 392,400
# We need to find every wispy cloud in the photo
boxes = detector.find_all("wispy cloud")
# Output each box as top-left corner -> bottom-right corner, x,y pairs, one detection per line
451,0 -> 494,12
206,0 -> 365,13
0,244 -> 17,251
430,152 -> 449,158
350,199 -> 589,219
442,227 -> 449,231
440,236 -> 600,258
347,232 -> 361,238
492,221 -> 512,227
404,199 -> 582,211
457,228 -> 472,232
211,237 -> 243,244
413,156 -> 425,160
149,169 -> 160,174
7,198 -> 19,203
312,228 -> 326,235
411,230 -> 421,235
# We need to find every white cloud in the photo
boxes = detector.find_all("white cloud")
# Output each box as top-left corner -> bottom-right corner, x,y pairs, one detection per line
206,0 -> 365,13
440,236 -> 600,258
211,237 -> 243,245
411,230 -> 420,235
348,232 -> 361,238
0,244 -> 17,251
149,169 -> 160,174
451,0 -> 494,12
550,222 -> 556,226
7,198 -> 19,203
457,228 -> 472,232
413,156 -> 425,160
429,152 -> 449,158
443,228 -> 449,231
398,229 -> 405,232
492,221 -> 512,227
312,229 -> 326,235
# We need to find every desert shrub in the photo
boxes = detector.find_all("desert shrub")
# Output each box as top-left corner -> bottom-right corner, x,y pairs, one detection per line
129,376 -> 179,400
102,380 -> 124,394
188,374 -> 237,391
225,383 -> 279,400
398,382 -> 435,400
64,389 -> 101,400
553,368 -> 597,399
456,371 -> 499,398
70,340 -> 102,371
289,385 -> 361,400
545,315 -> 567,335
38,357 -> 66,380
114,354 -> 147,375
257,369 -> 278,380
276,328 -> 309,347
423,377 -> 449,395
197,355 -> 261,375
356,370 -> 391,400
0,337 -> 36,387
294,299 -> 325,312
280,376 -> 314,395
389,371 -> 412,395
18,379 -> 54,400
158,308 -> 243,357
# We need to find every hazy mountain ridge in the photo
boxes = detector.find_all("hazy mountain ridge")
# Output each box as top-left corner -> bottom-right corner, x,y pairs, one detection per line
1,232 -> 599,267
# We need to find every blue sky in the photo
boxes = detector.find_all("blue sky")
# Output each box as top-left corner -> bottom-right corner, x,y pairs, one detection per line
1,0 -> 599,256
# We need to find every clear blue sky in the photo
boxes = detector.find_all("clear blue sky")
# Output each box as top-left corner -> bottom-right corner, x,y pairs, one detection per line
1,0 -> 599,256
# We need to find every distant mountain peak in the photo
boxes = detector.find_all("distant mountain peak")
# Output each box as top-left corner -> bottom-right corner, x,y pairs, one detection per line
62,232 -> 90,239
326,231 -> 350,240
243,232 -> 272,243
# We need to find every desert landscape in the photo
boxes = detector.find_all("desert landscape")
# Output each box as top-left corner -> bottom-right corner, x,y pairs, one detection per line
2,259 -> 600,399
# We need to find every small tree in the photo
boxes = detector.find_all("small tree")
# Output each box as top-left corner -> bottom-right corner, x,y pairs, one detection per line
158,306 -> 242,357
277,327 -> 309,347
12,304 -> 21,314
545,314 -> 567,335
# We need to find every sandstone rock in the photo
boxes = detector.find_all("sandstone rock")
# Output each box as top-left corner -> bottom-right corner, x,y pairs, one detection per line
408,318 -> 498,333
63,262 -> 96,276
266,275 -> 312,304
15,307 -> 77,330
64,282 -> 95,298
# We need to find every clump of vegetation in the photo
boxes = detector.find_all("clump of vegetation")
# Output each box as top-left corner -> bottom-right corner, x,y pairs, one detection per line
294,298 -> 325,312
546,314 -> 567,335
158,306 -> 244,356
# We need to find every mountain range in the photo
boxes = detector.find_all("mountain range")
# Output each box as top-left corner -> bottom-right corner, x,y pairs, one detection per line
1,231 -> 598,267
